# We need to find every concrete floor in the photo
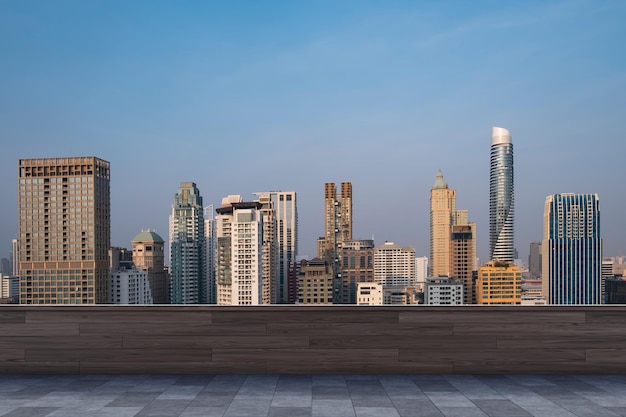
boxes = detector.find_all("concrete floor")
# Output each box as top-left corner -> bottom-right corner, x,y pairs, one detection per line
1,374 -> 626,417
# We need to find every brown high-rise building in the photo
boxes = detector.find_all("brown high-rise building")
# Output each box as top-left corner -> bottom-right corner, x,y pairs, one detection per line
318,182 -> 352,303
132,230 -> 169,304
339,239 -> 374,304
18,157 -> 110,304
450,223 -> 476,304
319,182 -> 352,259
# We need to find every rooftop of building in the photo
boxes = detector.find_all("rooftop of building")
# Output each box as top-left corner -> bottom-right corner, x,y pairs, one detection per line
132,230 -> 164,243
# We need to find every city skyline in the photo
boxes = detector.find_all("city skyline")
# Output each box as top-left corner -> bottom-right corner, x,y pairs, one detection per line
1,1 -> 625,264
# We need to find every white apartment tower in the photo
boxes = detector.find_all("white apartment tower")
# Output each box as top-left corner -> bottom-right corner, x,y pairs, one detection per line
489,127 -> 515,263
204,205 -> 217,304
109,263 -> 153,304
374,242 -> 416,287
216,196 -> 265,305
254,191 -> 297,304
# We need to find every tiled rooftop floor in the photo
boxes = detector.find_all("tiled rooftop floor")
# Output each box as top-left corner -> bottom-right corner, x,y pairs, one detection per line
2,374 -> 626,417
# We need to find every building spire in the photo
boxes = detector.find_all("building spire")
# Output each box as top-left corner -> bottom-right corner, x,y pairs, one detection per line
432,169 -> 448,189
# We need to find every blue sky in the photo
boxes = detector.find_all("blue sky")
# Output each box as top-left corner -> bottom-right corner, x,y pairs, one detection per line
1,0 -> 625,263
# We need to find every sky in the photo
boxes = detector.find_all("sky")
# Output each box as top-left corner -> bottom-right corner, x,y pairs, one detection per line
1,0 -> 625,264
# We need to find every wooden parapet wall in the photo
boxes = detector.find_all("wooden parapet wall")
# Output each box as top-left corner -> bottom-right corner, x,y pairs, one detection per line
0,305 -> 625,374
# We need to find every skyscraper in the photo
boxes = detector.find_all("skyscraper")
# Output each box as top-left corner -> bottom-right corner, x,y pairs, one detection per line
319,182 -> 352,258
216,196 -> 265,305
489,127 -> 515,263
450,223 -> 476,304
430,170 -> 456,277
204,205 -> 217,304
319,182 -> 352,303
18,157 -> 110,304
254,191 -> 298,303
542,193 -> 602,304
169,182 -> 204,304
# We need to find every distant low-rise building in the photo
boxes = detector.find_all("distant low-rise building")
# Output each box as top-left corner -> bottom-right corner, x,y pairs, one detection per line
109,262 -> 153,304
605,276 -> 626,304
476,261 -> 521,305
298,258 -> 333,304
0,273 -> 19,302
356,282 -> 383,305
425,276 -> 463,305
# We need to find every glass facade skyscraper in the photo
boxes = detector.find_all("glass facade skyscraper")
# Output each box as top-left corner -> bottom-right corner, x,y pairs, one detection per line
489,127 -> 514,263
542,193 -> 602,304
169,182 -> 204,304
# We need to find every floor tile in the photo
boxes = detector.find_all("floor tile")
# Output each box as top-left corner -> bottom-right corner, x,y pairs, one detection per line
0,408 -> 59,417
268,407 -> 312,417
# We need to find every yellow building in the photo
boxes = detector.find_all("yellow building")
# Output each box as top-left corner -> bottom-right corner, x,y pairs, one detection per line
476,261 -> 521,304
430,171 -> 456,277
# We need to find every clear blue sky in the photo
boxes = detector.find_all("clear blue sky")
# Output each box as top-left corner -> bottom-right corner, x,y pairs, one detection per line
1,0 -> 625,263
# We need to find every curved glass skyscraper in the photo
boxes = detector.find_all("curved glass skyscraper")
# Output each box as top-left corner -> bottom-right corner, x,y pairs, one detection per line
489,127 -> 514,263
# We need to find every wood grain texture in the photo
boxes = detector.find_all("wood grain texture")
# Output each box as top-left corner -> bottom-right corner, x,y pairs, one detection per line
25,348 -> 212,362
0,323 -> 79,337
0,305 -> 625,374
0,311 -> 25,323
122,335 -> 309,349
79,361 -> 266,374
267,322 -> 453,336
0,336 -> 122,349
212,348 -> 398,363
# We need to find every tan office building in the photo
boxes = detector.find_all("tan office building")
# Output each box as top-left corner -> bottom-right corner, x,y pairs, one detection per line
476,261 -> 521,305
18,157 -> 110,304
132,230 -> 169,304
298,258 -> 333,304
430,170 -> 456,277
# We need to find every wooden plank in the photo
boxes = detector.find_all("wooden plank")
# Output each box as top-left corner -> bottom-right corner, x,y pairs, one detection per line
0,336 -> 122,349
586,349 -> 626,364
212,310 -> 399,324
80,361 -> 266,374
0,349 -> 24,361
80,322 -> 213,336
498,336 -> 626,349
453,362 -> 626,374
212,348 -> 398,363
123,335 -> 309,349
0,361 -> 80,374
585,310 -> 626,323
0,323 -> 79,337
310,335 -> 495,349
400,311 -> 586,324
267,322 -> 452,336
0,311 -> 25,323
399,348 -> 585,363
25,348 -> 211,362
79,322 -> 266,336
453,322 -> 622,336
266,361 -> 453,374
26,310 -> 211,324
